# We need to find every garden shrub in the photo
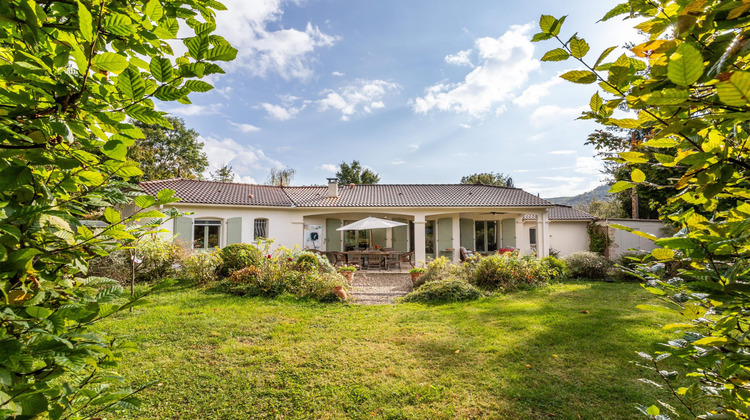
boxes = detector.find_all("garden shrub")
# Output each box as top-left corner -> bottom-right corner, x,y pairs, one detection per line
135,236 -> 188,282
88,250 -> 131,284
217,248 -> 346,301
183,250 -> 223,284
541,256 -> 569,280
401,278 -> 482,303
219,243 -> 263,277
413,256 -> 452,288
471,252 -> 552,292
563,251 -> 610,280
613,251 -> 649,282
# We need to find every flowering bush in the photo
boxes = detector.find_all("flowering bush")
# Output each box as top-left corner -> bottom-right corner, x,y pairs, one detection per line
182,249 -> 223,284
471,251 -> 558,292
219,243 -> 263,277
217,247 -> 345,301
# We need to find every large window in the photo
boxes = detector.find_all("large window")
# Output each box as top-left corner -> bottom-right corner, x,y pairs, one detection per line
254,218 -> 268,240
425,221 -> 435,256
343,220 -> 369,251
194,219 -> 220,249
475,221 -> 498,252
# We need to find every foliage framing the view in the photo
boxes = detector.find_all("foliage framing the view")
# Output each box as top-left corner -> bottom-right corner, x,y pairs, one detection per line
536,2 -> 750,418
0,0 -> 235,417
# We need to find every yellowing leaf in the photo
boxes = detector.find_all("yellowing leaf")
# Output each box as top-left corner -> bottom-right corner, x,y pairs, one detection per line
693,336 -> 729,346
717,71 -> 750,107
652,248 -> 674,260
631,168 -> 646,183
667,43 -> 704,86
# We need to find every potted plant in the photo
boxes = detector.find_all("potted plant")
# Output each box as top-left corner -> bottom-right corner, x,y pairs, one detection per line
409,267 -> 425,283
338,264 -> 357,282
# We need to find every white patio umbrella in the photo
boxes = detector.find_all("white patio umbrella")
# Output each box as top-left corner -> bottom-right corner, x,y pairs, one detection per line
337,216 -> 407,249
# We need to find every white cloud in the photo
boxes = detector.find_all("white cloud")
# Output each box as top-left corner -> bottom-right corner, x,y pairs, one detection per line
229,121 -> 261,133
528,133 -> 546,142
317,79 -> 400,121
549,150 -> 577,155
459,123 -> 471,129
409,144 -> 420,150
162,104 -> 222,117
260,102 -> 304,121
512,77 -> 562,107
201,135 -> 283,182
391,159 -> 406,165
519,176 -> 602,198
445,49 -> 473,67
529,105 -> 586,127
332,71 -> 345,77
318,163 -> 337,173
412,24 -> 540,117
215,0 -> 339,80
574,156 -> 604,176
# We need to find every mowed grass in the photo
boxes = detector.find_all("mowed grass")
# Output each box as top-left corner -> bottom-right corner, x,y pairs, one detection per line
99,282 -> 684,419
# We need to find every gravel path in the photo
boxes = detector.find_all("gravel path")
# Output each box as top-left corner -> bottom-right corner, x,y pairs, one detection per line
349,272 -> 413,305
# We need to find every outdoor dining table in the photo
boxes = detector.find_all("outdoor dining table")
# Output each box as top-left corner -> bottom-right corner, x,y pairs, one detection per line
344,250 -> 402,270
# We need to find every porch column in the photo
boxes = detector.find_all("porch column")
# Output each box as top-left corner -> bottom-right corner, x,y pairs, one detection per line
452,215 -> 460,262
515,216 -> 527,255
535,215 -> 544,257
541,211 -> 550,258
413,214 -> 426,266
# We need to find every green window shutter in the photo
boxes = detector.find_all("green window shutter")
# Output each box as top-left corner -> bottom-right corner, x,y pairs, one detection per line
502,219 -> 516,248
326,219 -> 342,252
372,228 -> 387,248
460,219 -> 474,250
392,218 -> 408,252
437,218 -> 453,254
174,216 -> 193,247
227,217 -> 242,245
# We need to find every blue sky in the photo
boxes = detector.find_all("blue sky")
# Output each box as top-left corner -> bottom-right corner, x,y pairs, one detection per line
163,0 -> 639,197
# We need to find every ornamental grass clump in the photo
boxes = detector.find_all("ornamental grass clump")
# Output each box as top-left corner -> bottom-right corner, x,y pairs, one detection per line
471,251 -> 554,292
401,277 -> 482,303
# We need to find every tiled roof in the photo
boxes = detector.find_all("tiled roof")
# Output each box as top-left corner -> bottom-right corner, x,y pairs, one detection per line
523,205 -> 595,221
283,184 -> 552,207
139,179 -> 293,206
139,179 -> 554,208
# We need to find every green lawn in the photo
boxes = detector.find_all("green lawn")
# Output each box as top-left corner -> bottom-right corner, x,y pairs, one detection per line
100,282 -> 684,419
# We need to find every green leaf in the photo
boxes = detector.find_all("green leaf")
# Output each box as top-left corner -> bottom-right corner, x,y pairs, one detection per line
600,3 -> 629,21
92,53 -> 129,74
609,181 -> 634,193
145,0 -> 164,21
594,46 -> 617,68
541,48 -> 570,62
590,92 -> 603,114
205,45 -> 238,61
569,37 -> 590,59
126,105 -> 171,127
149,57 -> 173,83
539,15 -> 556,33
103,207 -> 121,224
115,67 -> 146,101
717,71 -> 750,107
104,14 -> 134,36
102,140 -> 127,160
631,168 -> 646,183
667,43 -> 704,86
184,36 -> 209,60
559,70 -> 597,84
645,88 -> 689,105
76,0 -> 93,42
25,306 -> 53,319
134,195 -> 156,209
184,80 -> 213,92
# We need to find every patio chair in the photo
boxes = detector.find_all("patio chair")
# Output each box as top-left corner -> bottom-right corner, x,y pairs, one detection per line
399,251 -> 414,269
460,247 -> 475,262
366,253 -> 384,271
347,253 -> 363,269
385,253 -> 400,271
331,251 -> 347,267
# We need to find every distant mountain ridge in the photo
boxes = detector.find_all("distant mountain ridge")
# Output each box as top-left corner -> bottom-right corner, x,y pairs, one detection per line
545,184 -> 612,207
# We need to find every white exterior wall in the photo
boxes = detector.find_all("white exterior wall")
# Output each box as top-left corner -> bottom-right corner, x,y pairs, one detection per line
548,221 -> 590,257
599,219 -> 672,258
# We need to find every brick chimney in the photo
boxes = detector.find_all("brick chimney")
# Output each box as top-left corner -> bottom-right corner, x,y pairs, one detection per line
327,178 -> 338,198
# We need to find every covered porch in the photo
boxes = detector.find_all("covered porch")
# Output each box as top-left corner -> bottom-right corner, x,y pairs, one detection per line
301,208 -> 551,264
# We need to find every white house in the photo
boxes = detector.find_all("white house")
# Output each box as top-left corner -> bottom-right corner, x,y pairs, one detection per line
139,178 -> 597,262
